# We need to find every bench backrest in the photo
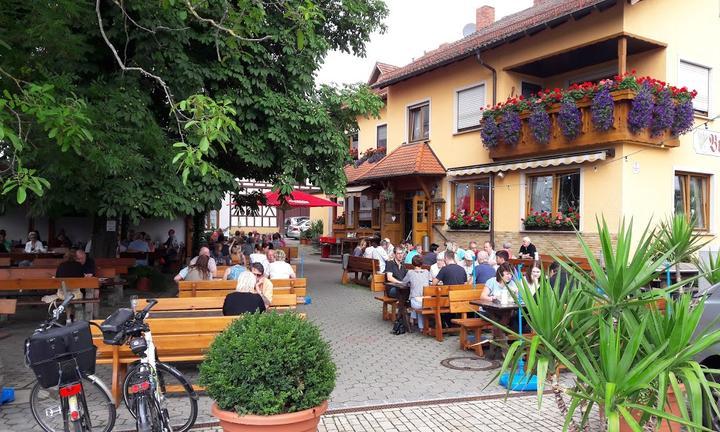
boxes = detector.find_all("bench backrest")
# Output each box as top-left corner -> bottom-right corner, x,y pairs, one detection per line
449,288 -> 484,314
0,299 -> 16,314
280,246 -> 298,262
0,277 -> 99,291
91,316 -> 236,359
0,257 -> 10,267
271,293 -> 297,309
371,273 -> 386,292
0,268 -> 56,279
179,278 -> 306,299
347,256 -> 378,273
421,284 -> 471,309
141,297 -> 225,312
95,258 -> 136,268
32,258 -> 63,267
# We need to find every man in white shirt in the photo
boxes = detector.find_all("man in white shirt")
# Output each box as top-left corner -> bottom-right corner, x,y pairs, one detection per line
483,241 -> 497,266
249,243 -> 269,275
370,241 -> 387,273
430,251 -> 445,278
190,246 -> 218,275
267,249 -> 296,279
363,241 -> 375,259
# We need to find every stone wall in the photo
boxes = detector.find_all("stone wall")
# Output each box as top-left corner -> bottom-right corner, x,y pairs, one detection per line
437,226 -> 613,258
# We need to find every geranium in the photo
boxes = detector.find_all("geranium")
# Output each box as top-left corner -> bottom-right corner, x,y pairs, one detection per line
558,96 -> 582,140
480,114 -> 500,148
499,110 -> 521,146
334,214 -> 345,225
591,85 -> 614,132
447,208 -> 490,230
672,98 -> 694,136
650,87 -> 674,137
528,104 -> 551,144
628,82 -> 653,134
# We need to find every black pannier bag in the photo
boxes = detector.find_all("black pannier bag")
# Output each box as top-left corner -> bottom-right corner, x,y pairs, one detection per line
26,321 -> 96,388
100,308 -> 134,345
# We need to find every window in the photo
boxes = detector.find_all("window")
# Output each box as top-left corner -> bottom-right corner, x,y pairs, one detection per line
674,172 -> 710,230
358,195 -> 373,228
521,82 -> 542,99
350,134 -> 359,154
376,124 -> 387,150
345,197 -> 355,228
205,210 -> 219,229
679,61 -> 710,115
456,85 -> 485,132
452,178 -> 490,215
408,102 -> 429,142
526,170 -> 580,215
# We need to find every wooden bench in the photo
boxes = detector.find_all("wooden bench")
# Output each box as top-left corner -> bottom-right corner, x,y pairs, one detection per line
411,284 -> 470,342
449,288 -> 491,356
0,298 -> 16,316
95,258 -> 135,275
178,278 -> 307,303
216,264 -> 298,277
32,258 -> 63,267
0,257 -> 10,267
140,296 -> 297,316
371,274 -> 398,320
341,256 -> 379,286
0,278 -> 101,318
0,268 -> 56,279
279,246 -> 298,263
91,316 -> 235,405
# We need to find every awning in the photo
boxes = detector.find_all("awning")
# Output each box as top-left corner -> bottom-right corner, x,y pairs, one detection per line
447,150 -> 610,176
345,185 -> 372,197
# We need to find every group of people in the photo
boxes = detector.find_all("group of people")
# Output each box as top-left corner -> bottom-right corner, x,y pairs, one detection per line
355,236 -> 566,331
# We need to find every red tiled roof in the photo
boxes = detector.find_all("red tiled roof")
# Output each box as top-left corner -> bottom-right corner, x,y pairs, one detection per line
376,62 -> 398,75
375,0 -> 616,88
362,143 -> 445,181
344,161 -> 378,184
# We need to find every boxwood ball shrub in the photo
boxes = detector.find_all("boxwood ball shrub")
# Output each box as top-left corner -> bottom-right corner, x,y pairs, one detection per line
199,312 -> 336,416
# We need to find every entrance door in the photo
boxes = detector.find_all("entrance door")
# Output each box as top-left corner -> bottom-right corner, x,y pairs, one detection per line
403,199 -> 413,243
412,194 -> 429,246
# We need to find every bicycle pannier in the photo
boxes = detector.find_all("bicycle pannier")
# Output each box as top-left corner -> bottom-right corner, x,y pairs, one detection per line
100,308 -> 134,345
26,321 -> 96,388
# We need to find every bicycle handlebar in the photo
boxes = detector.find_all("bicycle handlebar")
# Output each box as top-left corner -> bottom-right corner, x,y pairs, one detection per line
137,298 -> 158,321
53,294 -> 75,320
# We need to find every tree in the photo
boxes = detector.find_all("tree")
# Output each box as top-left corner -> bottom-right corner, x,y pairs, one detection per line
0,0 -> 386,254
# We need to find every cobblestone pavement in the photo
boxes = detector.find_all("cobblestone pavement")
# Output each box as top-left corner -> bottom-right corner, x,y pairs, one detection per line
0,249 -> 575,430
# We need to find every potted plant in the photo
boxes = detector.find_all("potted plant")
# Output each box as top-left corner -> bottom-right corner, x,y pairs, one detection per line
200,312 -> 336,431
129,265 -> 161,292
299,228 -> 312,245
494,217 -> 720,432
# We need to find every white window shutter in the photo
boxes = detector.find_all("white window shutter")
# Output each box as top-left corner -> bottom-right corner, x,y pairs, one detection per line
457,85 -> 485,130
679,61 -> 710,114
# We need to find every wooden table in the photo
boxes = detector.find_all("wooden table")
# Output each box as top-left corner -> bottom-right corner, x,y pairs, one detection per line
385,281 -> 412,333
470,299 -> 520,360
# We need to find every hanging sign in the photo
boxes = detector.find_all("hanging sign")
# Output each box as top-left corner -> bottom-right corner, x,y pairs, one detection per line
693,129 -> 720,157
106,220 -> 117,232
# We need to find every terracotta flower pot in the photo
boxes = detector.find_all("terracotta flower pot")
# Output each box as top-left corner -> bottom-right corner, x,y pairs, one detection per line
211,401 -> 328,432
136,276 -> 151,292
619,386 -> 683,432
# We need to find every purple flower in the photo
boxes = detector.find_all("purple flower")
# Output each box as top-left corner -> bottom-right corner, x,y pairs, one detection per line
628,82 -> 653,134
650,88 -> 674,137
591,85 -> 614,132
528,104 -> 551,144
672,99 -> 694,136
558,97 -> 582,140
480,115 -> 500,148
499,110 -> 521,145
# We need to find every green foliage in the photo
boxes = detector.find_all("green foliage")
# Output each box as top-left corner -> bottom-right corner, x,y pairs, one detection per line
494,217 -> 720,431
654,214 -> 709,266
0,0 -> 388,220
128,265 -> 169,292
302,219 -> 324,240
698,250 -> 720,285
199,312 -> 336,415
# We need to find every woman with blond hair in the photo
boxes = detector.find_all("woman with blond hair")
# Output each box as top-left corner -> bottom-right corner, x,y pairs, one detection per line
222,271 -> 266,315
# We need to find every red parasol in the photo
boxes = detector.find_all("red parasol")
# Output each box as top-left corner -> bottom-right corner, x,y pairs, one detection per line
264,190 -> 339,208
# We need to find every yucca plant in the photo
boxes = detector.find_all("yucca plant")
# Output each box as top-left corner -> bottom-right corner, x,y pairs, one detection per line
654,214 -> 709,292
697,250 -> 720,286
493,217 -> 720,432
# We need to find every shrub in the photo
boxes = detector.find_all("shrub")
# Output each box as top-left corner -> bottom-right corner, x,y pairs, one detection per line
200,312 -> 336,416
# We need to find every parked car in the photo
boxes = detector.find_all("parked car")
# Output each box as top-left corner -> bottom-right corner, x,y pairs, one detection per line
695,283 -> 720,428
286,220 -> 311,239
284,217 -> 309,236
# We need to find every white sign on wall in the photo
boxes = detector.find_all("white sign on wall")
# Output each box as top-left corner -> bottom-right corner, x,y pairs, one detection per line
693,129 -> 720,157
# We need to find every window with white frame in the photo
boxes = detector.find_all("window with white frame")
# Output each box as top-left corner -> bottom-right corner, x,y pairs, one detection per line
678,61 -> 710,115
456,84 -> 485,132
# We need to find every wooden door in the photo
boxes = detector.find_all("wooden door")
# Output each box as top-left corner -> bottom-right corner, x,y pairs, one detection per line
412,193 -> 429,246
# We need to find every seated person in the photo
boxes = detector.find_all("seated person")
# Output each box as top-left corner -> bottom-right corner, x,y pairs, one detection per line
249,244 -> 269,275
432,251 -> 467,286
548,261 -> 569,294
494,250 -> 510,269
267,249 -> 295,279
353,239 -> 367,257
518,236 -> 537,259
404,244 -> 422,264
223,271 -> 266,315
75,249 -> 96,277
0,229 -> 11,253
481,263 -> 518,302
55,250 -> 85,278
422,243 -> 439,266
250,262 -> 273,307
501,242 -> 515,259
524,264 -> 542,296
174,255 -> 213,281
384,247 -> 408,297
223,264 -> 247,280
473,251 -> 495,284
430,251 -> 445,278
461,251 -> 476,280
189,246 -> 218,275
25,231 -> 47,253
403,255 -> 432,331
127,233 -> 150,266
210,242 -> 231,266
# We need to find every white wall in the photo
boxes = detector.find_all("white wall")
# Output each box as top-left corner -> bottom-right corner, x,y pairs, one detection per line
0,207 -> 31,244
130,218 -> 186,244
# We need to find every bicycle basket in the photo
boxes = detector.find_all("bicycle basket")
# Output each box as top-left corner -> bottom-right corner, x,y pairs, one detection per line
26,321 -> 96,388
99,308 -> 134,345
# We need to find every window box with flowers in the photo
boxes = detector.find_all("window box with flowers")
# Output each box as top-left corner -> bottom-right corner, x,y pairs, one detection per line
480,72 -> 697,160
332,215 -> 345,231
447,209 -> 491,231
522,209 -> 579,231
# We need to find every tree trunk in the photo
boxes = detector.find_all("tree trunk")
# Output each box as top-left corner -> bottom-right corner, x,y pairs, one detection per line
191,212 -> 205,257
675,262 -> 684,295
551,374 -> 581,432
642,416 -> 657,432
90,214 -> 118,258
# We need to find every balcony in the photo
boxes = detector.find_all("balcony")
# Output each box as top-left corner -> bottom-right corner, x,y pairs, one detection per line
481,76 -> 696,161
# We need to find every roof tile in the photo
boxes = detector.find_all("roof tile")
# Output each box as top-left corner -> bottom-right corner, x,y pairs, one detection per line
360,143 -> 445,181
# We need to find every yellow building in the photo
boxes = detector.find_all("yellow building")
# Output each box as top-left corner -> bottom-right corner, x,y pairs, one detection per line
334,0 -> 720,255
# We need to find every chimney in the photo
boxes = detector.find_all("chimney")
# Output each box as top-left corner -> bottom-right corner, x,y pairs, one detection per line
476,6 -> 495,31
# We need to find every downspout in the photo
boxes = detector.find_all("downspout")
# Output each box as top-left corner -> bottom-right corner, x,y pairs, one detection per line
475,50 -> 497,247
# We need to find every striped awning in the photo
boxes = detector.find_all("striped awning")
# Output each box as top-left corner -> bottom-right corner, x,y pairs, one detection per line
447,150 -> 609,176
345,185 -> 372,197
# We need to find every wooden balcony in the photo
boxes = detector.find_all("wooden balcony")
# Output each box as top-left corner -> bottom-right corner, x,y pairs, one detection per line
489,90 -> 680,161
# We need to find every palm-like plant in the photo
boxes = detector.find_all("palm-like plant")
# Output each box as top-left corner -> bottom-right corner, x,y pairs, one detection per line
697,250 -> 720,286
494,217 -> 720,432
654,214 -> 709,292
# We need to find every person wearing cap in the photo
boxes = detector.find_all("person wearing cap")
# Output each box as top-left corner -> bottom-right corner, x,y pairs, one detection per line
461,250 -> 476,281
430,251 -> 445,278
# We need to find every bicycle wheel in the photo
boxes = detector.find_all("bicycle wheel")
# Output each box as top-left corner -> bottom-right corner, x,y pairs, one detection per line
30,375 -> 116,432
123,362 -> 198,432
135,393 -> 163,432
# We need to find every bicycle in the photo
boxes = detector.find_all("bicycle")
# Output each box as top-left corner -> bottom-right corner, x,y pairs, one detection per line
100,298 -> 198,432
26,294 -> 116,432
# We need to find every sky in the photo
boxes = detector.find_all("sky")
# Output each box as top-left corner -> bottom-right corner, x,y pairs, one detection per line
316,0 -> 535,86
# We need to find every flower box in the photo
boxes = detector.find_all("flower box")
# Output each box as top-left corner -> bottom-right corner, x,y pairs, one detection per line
481,74 -> 695,161
522,210 -> 579,232
447,209 -> 491,231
